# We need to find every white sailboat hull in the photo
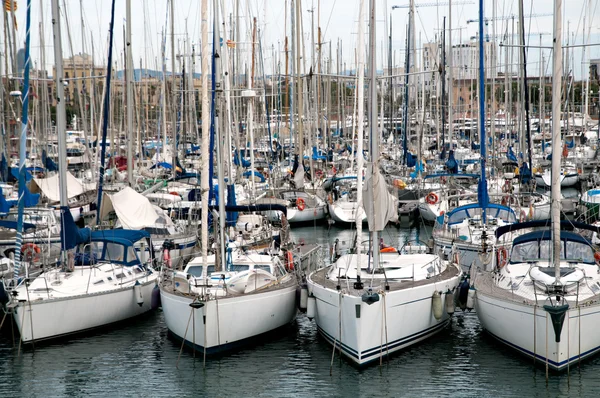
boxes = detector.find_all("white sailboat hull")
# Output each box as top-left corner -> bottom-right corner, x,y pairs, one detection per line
307,275 -> 460,366
328,202 -> 367,224
13,276 -> 158,343
160,284 -> 297,354
475,289 -> 600,371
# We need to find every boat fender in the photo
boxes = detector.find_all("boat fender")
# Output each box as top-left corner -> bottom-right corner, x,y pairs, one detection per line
432,291 -> 443,320
466,286 -> 476,311
150,284 -> 161,310
163,248 -> 172,268
299,284 -> 308,310
134,281 -> 144,307
445,289 -> 455,315
595,252 -> 600,265
458,279 -> 470,310
306,296 -> 316,319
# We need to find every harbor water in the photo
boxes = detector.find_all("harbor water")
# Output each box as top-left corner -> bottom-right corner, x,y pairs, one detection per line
2,224 -> 600,397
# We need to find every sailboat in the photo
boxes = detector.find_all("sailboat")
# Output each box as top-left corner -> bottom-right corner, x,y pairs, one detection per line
306,0 -> 461,367
159,0 -> 297,356
473,0 -> 600,371
1,0 -> 158,344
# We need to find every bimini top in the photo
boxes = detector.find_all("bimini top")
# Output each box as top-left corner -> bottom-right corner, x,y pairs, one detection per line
512,230 -> 591,246
443,203 -> 517,225
90,229 -> 150,246
75,229 -> 150,267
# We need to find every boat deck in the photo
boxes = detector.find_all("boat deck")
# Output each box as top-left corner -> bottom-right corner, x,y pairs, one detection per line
474,271 -> 600,307
309,262 -> 461,294
160,272 -> 297,299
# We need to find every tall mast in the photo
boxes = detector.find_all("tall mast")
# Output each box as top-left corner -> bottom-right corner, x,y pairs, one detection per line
477,0 -> 489,223
170,0 -> 177,178
448,0 -> 453,148
213,0 -> 226,270
355,0 -> 365,277
200,0 -> 209,262
13,0 -> 32,279
95,0 -> 117,224
368,0 -> 378,270
551,0 -> 563,279
126,0 -> 134,184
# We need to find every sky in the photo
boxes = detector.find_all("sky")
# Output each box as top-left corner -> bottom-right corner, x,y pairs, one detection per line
6,0 -> 600,80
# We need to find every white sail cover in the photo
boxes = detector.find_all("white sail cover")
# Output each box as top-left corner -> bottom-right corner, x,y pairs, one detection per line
31,171 -> 90,202
294,166 -> 305,189
99,187 -> 159,229
362,163 -> 398,231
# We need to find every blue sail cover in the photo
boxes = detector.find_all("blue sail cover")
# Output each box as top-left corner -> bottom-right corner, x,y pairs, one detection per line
61,206 -> 92,251
23,184 -> 40,207
312,147 -> 327,161
406,152 -> 417,168
520,162 -> 532,184
11,167 -> 32,182
242,170 -> 266,183
507,146 -> 518,162
233,150 -> 250,168
226,184 -> 238,225
471,141 -> 480,150
445,150 -> 458,174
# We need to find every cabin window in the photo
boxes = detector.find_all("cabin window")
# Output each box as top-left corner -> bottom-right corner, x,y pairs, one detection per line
566,241 -> 594,263
187,266 -> 203,277
511,241 -> 541,263
114,273 -> 126,280
230,264 -> 250,272
255,264 -> 271,273
105,242 -> 124,262
125,246 -> 137,264
93,280 -> 104,285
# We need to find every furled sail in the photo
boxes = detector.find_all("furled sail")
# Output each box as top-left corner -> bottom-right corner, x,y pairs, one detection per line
362,163 -> 398,231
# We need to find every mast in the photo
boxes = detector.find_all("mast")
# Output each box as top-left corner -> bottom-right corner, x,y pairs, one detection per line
441,18 -> 446,155
448,0 -> 453,149
551,0 -> 562,279
355,0 -> 365,280
518,0 -> 532,171
170,0 -> 177,179
477,0 -> 489,223
126,0 -> 134,184
13,0 -> 32,279
200,0 -> 209,262
367,0 -> 378,270
213,0 -> 226,271
95,0 -> 117,223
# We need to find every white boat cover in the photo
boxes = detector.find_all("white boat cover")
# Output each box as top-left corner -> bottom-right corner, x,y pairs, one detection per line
30,172 -> 90,202
363,163 -> 398,231
100,187 -> 160,229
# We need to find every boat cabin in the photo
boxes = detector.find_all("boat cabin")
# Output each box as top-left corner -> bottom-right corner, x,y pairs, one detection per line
510,231 -> 596,264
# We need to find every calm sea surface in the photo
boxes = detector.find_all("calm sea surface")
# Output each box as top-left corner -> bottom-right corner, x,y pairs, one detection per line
1,224 -> 600,397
